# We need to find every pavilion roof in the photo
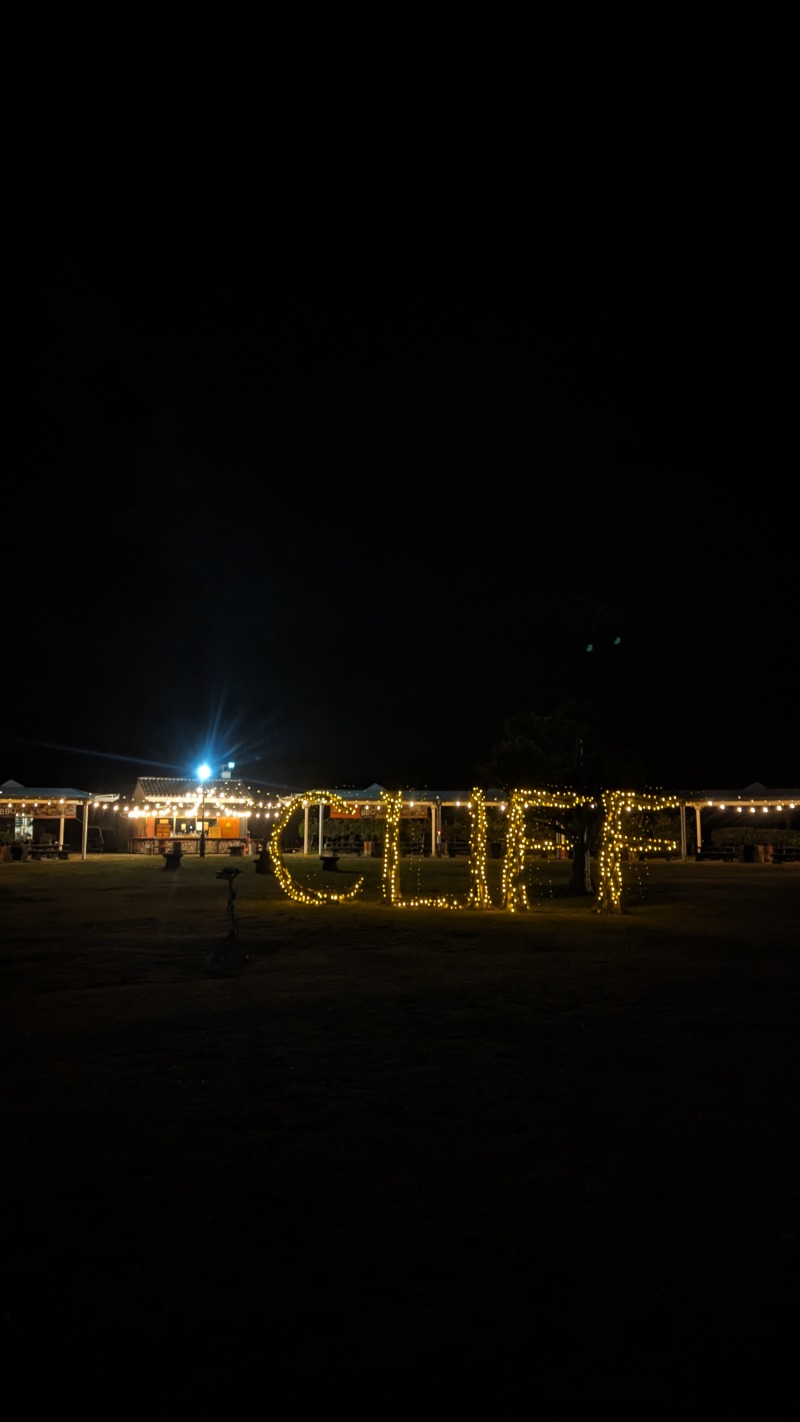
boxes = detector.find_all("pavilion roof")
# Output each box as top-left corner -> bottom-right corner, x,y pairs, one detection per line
0,779 -> 91,803
132,777 -> 288,803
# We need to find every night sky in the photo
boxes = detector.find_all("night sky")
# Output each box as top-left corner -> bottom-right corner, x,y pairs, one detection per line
6,27 -> 794,795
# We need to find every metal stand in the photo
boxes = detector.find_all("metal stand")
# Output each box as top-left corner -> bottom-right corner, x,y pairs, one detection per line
205,867 -> 247,970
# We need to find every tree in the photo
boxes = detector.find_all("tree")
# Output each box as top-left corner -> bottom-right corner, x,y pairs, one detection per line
477,701 -> 646,895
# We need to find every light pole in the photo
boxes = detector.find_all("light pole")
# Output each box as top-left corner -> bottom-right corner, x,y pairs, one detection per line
197,763 -> 211,858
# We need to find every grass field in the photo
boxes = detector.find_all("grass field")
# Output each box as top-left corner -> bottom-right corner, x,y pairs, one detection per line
2,855 -> 798,1416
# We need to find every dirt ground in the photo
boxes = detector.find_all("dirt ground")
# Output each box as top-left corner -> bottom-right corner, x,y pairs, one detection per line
2,855 -> 798,1417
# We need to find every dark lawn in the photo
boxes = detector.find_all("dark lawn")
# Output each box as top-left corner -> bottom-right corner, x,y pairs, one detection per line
2,856 -> 798,1417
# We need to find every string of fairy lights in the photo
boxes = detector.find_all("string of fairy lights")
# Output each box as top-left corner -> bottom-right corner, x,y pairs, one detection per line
2,784 -> 797,914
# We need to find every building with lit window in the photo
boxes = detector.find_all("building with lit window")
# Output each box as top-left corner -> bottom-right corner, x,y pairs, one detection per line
126,774 -> 293,854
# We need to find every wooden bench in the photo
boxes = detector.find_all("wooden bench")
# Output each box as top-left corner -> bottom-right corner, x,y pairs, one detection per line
696,848 -> 735,862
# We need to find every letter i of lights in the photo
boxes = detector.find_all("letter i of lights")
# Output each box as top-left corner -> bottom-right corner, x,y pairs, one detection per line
466,788 -> 492,908
381,790 -> 404,906
596,789 -> 680,913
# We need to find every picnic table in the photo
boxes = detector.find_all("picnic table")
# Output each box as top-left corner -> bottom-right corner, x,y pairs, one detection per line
13,842 -> 69,860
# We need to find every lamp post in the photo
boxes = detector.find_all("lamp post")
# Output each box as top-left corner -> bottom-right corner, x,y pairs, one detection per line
197,763 -> 211,858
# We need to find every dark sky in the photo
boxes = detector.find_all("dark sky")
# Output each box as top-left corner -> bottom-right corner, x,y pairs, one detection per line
5,26 -> 795,794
